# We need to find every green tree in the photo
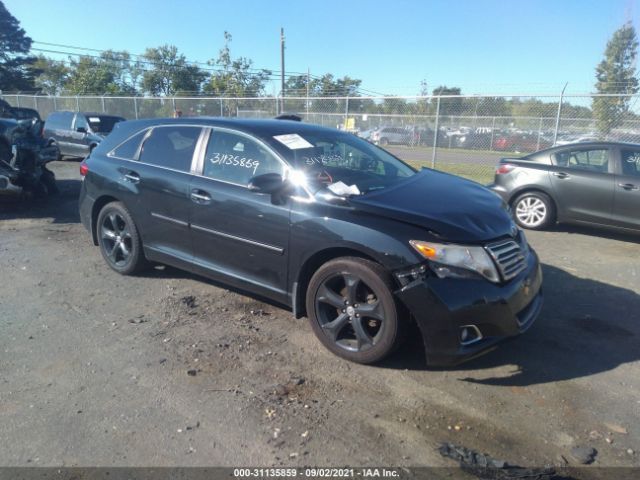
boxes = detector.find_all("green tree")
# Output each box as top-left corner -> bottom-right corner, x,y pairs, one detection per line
592,23 -> 639,135
141,45 -> 206,96
432,86 -> 463,116
31,55 -> 69,95
203,32 -> 272,97
0,1 -> 35,91
65,55 -> 117,95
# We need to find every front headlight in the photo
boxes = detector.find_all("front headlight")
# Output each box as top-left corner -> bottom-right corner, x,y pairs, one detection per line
409,240 -> 500,283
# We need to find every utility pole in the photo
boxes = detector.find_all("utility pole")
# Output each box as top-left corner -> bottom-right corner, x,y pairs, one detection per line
280,28 -> 285,114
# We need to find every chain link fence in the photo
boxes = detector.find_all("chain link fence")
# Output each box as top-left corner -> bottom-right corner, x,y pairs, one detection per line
4,93 -> 640,184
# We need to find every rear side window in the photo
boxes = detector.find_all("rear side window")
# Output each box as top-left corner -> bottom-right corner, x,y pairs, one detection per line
621,149 -> 640,177
110,129 -> 149,160
139,126 -> 201,172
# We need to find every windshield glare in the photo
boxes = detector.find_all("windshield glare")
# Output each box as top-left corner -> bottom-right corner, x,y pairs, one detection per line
279,132 -> 416,194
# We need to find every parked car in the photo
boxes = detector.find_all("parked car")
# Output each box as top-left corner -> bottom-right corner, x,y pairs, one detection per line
371,126 -> 417,146
79,118 -> 542,366
0,117 -> 60,197
490,142 -> 640,232
554,134 -> 600,146
44,111 -> 125,159
493,133 -> 552,153
450,130 -> 494,150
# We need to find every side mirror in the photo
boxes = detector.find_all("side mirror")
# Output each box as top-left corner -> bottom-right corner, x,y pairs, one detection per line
248,173 -> 286,194
76,127 -> 87,134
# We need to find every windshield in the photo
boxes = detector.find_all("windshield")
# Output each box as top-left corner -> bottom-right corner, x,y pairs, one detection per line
272,131 -> 416,195
88,116 -> 124,134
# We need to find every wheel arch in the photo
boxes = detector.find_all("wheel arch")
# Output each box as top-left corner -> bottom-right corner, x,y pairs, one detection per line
90,195 -> 120,245
292,247 -> 384,319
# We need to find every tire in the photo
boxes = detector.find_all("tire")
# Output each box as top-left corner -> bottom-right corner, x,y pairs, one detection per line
379,137 -> 389,146
96,201 -> 149,275
511,191 -> 556,230
306,257 -> 404,364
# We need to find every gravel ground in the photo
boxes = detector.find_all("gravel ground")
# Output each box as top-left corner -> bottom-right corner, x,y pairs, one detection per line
0,161 -> 638,475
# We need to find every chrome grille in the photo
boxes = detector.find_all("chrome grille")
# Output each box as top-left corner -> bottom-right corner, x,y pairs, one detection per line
485,238 -> 527,281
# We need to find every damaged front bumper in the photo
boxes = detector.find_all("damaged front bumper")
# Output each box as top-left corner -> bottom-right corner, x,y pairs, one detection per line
394,249 -> 543,367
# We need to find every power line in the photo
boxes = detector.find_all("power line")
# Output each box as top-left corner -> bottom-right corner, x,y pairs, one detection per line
31,41 -> 387,97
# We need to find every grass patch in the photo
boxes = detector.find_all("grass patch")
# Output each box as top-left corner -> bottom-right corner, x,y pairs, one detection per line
406,160 -> 495,185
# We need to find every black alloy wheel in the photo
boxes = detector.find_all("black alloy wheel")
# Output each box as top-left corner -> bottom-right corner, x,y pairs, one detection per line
97,202 -> 148,275
306,257 -> 403,364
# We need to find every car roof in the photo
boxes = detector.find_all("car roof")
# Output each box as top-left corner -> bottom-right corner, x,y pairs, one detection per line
530,140 -> 640,157
116,116 -> 343,138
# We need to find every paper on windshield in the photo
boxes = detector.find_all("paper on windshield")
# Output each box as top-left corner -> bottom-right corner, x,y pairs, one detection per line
273,134 -> 313,150
89,117 -> 101,122
327,181 -> 361,196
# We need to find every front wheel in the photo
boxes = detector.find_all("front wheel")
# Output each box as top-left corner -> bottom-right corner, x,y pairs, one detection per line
306,257 -> 404,364
512,192 -> 555,230
96,201 -> 148,275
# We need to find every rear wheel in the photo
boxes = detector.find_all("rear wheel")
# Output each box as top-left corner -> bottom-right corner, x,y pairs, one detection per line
512,192 -> 555,230
379,137 -> 389,146
306,257 -> 404,364
96,201 -> 148,275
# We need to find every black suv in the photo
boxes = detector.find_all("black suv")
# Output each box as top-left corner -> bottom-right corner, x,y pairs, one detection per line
44,111 -> 125,159
79,118 -> 542,366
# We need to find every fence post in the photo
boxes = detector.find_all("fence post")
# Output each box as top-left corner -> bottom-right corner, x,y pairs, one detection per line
16,95 -> 21,107
53,96 -> 57,111
553,83 -> 568,145
75,96 -> 80,112
34,96 -> 38,115
536,117 -> 543,151
431,96 -> 441,169
220,98 -> 223,116
133,97 -> 139,119
490,116 -> 496,151
101,96 -> 106,113
344,96 -> 349,130
172,97 -> 176,113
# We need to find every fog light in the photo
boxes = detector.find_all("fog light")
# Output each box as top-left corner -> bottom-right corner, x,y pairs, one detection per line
460,325 -> 483,345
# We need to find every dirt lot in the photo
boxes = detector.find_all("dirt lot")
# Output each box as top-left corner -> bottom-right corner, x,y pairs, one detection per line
0,161 -> 638,474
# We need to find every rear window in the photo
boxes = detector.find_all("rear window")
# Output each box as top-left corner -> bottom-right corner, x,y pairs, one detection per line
87,116 -> 124,134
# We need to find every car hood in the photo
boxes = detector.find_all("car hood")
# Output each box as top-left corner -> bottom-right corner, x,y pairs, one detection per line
349,169 -> 514,243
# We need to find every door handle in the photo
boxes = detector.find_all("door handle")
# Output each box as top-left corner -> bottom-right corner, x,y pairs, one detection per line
123,172 -> 140,183
190,189 -> 211,204
553,172 -> 570,179
618,183 -> 639,191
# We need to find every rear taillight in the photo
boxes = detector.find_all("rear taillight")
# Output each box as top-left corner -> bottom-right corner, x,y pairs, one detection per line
79,161 -> 89,176
496,163 -> 515,175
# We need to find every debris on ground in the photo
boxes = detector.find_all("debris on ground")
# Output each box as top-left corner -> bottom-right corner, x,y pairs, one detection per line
187,369 -> 197,376
438,443 -> 559,479
181,296 -> 197,308
569,446 -> 597,465
603,422 -> 628,435
128,315 -> 148,324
